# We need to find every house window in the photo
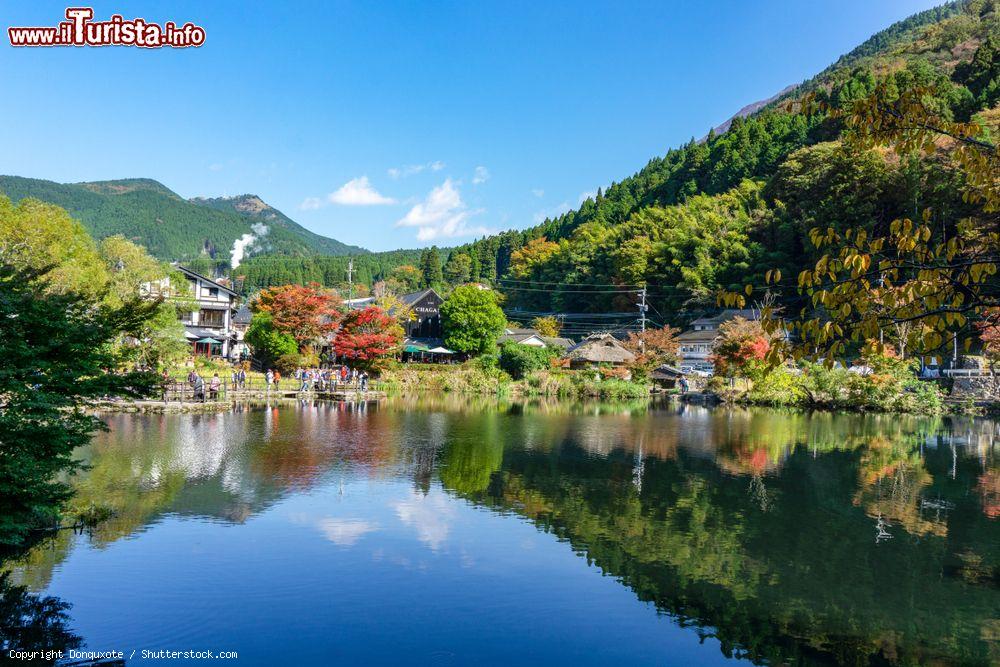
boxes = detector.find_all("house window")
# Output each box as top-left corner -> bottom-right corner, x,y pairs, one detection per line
203,286 -> 219,298
199,309 -> 225,327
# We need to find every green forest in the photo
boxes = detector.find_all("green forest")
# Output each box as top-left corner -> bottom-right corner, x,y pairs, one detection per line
2,0 -> 997,338
237,0 -> 1000,331
0,176 -> 364,260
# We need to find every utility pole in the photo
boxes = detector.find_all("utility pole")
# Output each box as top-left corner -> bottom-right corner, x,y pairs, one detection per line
637,286 -> 648,333
347,257 -> 354,310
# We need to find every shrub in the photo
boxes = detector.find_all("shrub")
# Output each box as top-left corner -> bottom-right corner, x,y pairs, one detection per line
747,366 -> 804,406
498,342 -> 557,379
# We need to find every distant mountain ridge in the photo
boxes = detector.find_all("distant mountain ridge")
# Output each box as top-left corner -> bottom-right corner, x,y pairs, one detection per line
0,176 -> 365,262
191,194 -> 365,257
703,84 -> 799,141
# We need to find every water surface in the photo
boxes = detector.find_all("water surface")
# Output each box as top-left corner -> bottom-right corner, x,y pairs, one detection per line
5,398 -> 1000,665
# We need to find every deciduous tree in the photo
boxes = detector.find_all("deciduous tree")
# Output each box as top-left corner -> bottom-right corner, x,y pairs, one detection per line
333,306 -> 403,369
440,285 -> 506,355
253,282 -> 341,351
623,325 -> 681,379
0,264 -> 159,545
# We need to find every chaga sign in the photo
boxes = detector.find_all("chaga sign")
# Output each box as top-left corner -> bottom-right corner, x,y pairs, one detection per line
8,7 -> 205,48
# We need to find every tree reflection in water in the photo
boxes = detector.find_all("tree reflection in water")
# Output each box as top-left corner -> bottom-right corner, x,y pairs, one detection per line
0,399 -> 997,665
0,566 -> 81,663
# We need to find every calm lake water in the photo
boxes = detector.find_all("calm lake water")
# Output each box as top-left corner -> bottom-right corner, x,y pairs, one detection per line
4,397 -> 1000,665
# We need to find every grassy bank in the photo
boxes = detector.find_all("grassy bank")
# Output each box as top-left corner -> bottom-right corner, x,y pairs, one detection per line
378,362 -> 650,400
707,358 -> 945,415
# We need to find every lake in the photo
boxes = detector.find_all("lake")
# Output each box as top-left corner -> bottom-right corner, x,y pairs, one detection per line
3,397 -> 999,665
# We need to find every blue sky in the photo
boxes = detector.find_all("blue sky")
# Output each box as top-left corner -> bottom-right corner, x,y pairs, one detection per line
1,1 -> 944,251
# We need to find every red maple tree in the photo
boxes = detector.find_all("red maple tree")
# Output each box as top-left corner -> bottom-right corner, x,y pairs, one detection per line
709,317 -> 772,378
333,306 -> 403,369
253,283 -> 342,350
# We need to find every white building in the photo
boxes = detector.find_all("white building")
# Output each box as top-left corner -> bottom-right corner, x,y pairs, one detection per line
143,266 -> 239,358
677,309 -> 761,374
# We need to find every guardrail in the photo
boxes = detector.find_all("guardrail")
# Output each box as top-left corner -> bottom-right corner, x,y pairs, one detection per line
940,368 -> 995,377
161,377 -> 378,402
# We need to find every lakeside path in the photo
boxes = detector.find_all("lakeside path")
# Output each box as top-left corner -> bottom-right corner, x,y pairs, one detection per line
90,388 -> 387,413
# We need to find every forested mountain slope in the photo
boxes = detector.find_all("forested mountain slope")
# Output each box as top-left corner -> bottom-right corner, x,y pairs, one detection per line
443,0 -> 1000,321
0,176 -> 361,262
236,1 -> 998,309
192,194 -> 365,257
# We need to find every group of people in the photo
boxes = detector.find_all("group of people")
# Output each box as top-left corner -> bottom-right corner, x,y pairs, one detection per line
230,367 -> 248,390
263,365 -> 370,393
173,365 -> 371,402
185,370 -> 223,401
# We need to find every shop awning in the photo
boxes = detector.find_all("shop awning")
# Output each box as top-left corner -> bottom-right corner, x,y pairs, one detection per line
403,344 -> 429,353
427,346 -> 455,354
196,337 -> 221,344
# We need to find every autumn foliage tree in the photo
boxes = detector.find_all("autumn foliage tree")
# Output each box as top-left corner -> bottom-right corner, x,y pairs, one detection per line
253,282 -> 341,352
333,306 -> 403,370
530,316 -> 562,337
726,75 -> 999,364
622,325 -> 681,379
709,317 -> 772,379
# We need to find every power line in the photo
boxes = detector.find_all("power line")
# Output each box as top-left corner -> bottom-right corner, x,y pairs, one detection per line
498,278 -> 645,288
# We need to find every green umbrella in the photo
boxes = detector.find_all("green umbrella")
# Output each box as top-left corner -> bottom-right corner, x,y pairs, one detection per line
196,337 -> 221,344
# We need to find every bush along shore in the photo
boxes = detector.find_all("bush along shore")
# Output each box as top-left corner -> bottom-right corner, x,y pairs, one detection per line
380,349 -> 956,415
706,353 -> 945,415
378,360 -> 651,401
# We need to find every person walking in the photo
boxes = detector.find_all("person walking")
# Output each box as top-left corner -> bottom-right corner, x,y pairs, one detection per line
210,373 -> 221,400
679,376 -> 689,395
237,367 -> 247,390
192,374 -> 205,402
265,369 -> 274,394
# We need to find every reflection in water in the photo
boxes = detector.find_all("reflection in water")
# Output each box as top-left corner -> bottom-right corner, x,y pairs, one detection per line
2,398 -> 998,665
0,571 -> 81,662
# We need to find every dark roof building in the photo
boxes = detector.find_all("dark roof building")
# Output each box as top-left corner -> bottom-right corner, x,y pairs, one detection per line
400,288 -> 444,339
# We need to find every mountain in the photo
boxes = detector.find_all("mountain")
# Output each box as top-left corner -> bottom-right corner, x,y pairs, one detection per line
191,194 -> 365,257
432,0 -> 999,320
0,176 -> 364,263
703,84 -> 799,140
235,2 -> 997,297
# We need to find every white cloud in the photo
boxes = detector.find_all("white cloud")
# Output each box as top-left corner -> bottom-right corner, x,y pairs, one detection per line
531,188 -> 545,198
396,179 -> 489,242
393,489 -> 455,551
317,518 -> 379,546
533,201 -> 571,224
328,176 -> 396,206
388,161 -> 445,179
472,166 -> 490,185
208,163 -> 223,172
299,196 -> 323,211
579,190 -> 597,203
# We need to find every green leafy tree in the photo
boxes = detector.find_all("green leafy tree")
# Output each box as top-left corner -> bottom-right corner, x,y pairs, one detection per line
443,252 -> 473,285
530,316 -> 562,337
0,264 -> 160,545
99,235 -> 190,369
0,196 -> 108,298
244,312 -> 298,369
388,264 -> 423,293
498,341 -> 557,379
440,285 -> 506,355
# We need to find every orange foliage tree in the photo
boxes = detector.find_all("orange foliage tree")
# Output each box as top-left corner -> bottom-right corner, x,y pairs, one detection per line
333,306 -> 403,370
253,282 -> 341,352
622,325 -> 681,379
